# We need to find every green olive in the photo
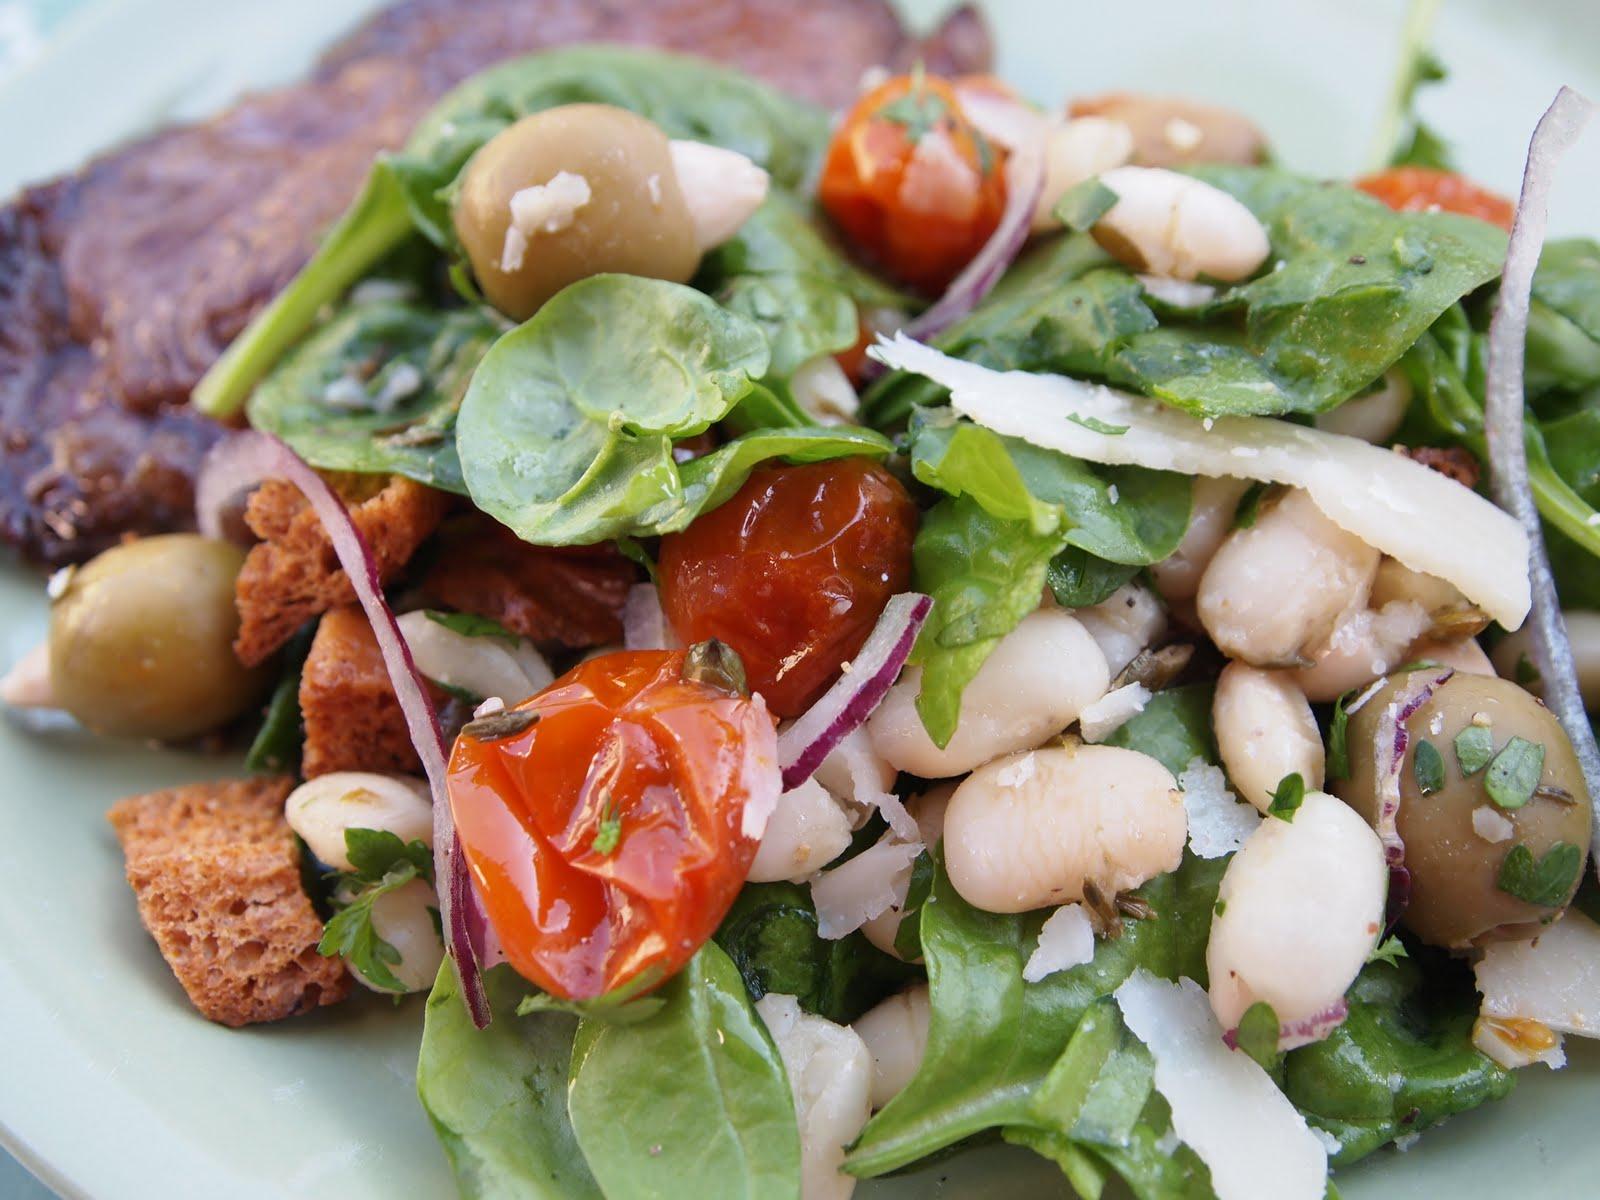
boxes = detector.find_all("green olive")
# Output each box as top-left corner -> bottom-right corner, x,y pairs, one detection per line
454,104 -> 700,321
50,535 -> 269,741
1337,672 -> 1592,948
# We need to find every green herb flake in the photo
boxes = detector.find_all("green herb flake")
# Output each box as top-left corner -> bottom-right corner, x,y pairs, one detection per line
316,826 -> 434,993
1485,736 -> 1546,810
1327,692 -> 1353,779
1453,724 -> 1495,776
1054,178 -> 1120,233
1366,936 -> 1409,967
1066,412 -> 1130,436
424,609 -> 521,644
1412,740 -> 1445,795
878,86 -> 952,143
1267,773 -> 1305,822
1232,1001 -> 1282,1071
1213,898 -> 1227,918
1232,483 -> 1267,530
1496,841 -> 1583,907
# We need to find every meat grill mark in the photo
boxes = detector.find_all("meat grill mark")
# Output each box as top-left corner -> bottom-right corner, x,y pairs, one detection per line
0,0 -> 991,566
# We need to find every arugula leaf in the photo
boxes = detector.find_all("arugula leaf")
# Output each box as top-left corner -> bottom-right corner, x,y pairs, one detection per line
1267,773 -> 1306,821
244,623 -> 313,774
424,609 -> 521,644
418,962 -> 602,1199
569,942 -> 801,1199
1496,841 -> 1583,907
1484,736 -> 1545,810
1104,684 -> 1218,775
1412,740 -> 1446,795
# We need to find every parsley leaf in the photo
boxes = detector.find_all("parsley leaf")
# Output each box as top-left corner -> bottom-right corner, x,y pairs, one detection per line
345,827 -> 433,883
1267,773 -> 1305,822
316,827 -> 436,993
1485,736 -> 1545,810
1412,740 -> 1445,795
878,88 -> 951,143
424,609 -> 521,645
1327,691 -> 1354,779
1453,724 -> 1495,776
1231,1001 -> 1283,1071
1367,935 -> 1409,966
1496,841 -> 1583,907
591,787 -> 623,856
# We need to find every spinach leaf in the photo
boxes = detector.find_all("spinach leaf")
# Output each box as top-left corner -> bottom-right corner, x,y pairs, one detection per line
714,881 -> 920,1024
1281,955 -> 1513,1165
1104,684 -> 1218,775
1527,239 -> 1600,396
568,941 -> 801,1200
418,963 -> 601,1200
1047,548 -> 1140,608
845,852 -> 1225,1178
244,623 -> 313,774
247,299 -> 500,493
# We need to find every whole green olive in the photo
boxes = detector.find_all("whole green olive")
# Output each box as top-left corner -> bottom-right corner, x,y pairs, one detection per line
454,104 -> 700,321
1337,671 -> 1592,948
50,534 -> 269,741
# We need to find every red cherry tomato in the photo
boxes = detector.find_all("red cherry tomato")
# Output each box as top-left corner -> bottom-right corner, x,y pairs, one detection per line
1354,166 -> 1515,231
819,73 -> 1007,295
446,650 -> 775,1000
657,459 -> 917,718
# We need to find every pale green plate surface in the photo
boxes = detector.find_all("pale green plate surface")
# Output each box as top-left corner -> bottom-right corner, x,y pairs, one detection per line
1,1 -> 1598,1197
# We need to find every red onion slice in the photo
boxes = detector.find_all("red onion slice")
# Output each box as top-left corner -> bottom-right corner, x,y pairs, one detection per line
1370,667 -> 1453,925
1484,87 -> 1600,874
195,431 -> 493,1028
777,592 -> 932,791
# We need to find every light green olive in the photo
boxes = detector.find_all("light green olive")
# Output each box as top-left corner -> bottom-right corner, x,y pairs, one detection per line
1337,672 -> 1592,948
49,534 -> 269,740
454,104 -> 700,321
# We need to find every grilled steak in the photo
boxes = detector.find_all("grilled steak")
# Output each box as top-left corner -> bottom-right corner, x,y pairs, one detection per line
0,0 -> 991,566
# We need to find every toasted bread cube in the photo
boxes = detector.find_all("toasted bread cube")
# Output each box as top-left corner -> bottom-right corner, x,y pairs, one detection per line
298,606 -> 419,778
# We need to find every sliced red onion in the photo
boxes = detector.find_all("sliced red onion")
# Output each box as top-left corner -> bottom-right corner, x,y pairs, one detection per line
195,431 -> 493,1028
1484,87 -> 1600,875
777,592 -> 931,791
954,84 -> 1049,154
1370,667 -> 1453,926
622,582 -> 679,651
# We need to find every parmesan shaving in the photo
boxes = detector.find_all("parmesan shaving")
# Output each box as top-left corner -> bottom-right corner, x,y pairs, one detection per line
1022,903 -> 1096,982
1078,682 -> 1151,742
810,836 -> 923,939
1178,757 -> 1260,859
1475,910 -> 1600,1037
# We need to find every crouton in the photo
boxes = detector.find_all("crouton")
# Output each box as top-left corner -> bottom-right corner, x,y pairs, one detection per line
299,606 -> 419,778
420,516 -> 634,650
233,473 -> 448,667
108,777 -> 350,1027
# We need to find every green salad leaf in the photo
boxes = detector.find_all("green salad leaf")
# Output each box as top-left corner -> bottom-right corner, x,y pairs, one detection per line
244,623 -> 313,774
568,942 -> 801,1200
1105,684 -> 1219,775
317,829 -> 435,994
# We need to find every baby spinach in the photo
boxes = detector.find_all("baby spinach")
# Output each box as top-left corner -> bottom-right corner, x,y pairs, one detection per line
247,298 -> 500,493
1527,239 -> 1600,396
568,942 -> 801,1200
714,881 -> 920,1024
418,963 -> 601,1200
1104,684 -> 1218,775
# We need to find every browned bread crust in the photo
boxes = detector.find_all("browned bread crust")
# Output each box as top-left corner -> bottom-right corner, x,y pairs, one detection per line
299,606 -> 421,778
108,777 -> 350,1027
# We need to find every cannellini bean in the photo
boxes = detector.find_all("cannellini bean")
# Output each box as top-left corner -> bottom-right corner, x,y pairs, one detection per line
1290,600 -> 1430,703
1150,476 -> 1253,608
1493,610 -> 1600,708
1073,582 -> 1166,677
1033,116 -> 1135,232
1206,791 -> 1386,1048
756,993 -> 872,1200
1312,370 -> 1412,444
1069,93 -> 1268,169
1212,663 -> 1324,813
749,778 -> 855,883
791,355 -> 860,425
943,743 -> 1185,913
1369,557 -> 1469,616
852,984 -> 931,1110
285,772 -> 433,872
349,878 -> 446,994
860,785 -> 956,958
1410,637 -> 1495,677
396,610 -> 553,706
668,139 -> 770,252
0,642 -> 55,708
868,609 -> 1110,778
1090,166 -> 1269,283
1197,488 -> 1379,667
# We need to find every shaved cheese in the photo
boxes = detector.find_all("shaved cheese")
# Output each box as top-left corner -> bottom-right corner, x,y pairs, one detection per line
1023,903 -> 1095,982
810,836 -> 923,939
1079,682 -> 1151,742
1115,971 -> 1328,1200
1178,757 -> 1260,859
870,336 -> 1531,630
1475,910 -> 1600,1036
1471,804 -> 1515,844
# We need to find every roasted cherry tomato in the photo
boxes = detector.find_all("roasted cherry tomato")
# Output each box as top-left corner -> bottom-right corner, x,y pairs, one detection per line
446,648 -> 775,1000
819,72 -> 1007,294
1354,166 -> 1516,231
658,459 -> 917,717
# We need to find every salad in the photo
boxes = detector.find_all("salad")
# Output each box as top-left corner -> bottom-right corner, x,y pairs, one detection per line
5,10 -> 1600,1200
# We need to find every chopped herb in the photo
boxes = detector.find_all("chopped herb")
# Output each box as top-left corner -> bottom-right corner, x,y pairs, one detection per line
878,80 -> 951,143
424,609 -> 521,644
1412,740 -> 1445,795
316,827 -> 435,993
1485,736 -> 1545,810
682,639 -> 749,696
1066,412 -> 1130,436
1514,653 -> 1543,689
1232,483 -> 1267,530
1367,935 -> 1409,966
592,787 -> 623,856
1496,841 -> 1583,907
1232,1001 -> 1283,1071
1267,772 -> 1305,822
1053,177 -> 1120,233
345,827 -> 433,883
1327,690 -> 1354,779
463,708 -> 541,741
1453,724 -> 1494,776
894,852 -> 937,961
1213,897 -> 1227,918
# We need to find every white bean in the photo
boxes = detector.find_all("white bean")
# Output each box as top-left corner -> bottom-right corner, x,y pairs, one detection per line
1197,488 -> 1379,667
814,725 -> 898,827
396,609 -> 553,706
1312,370 -> 1412,444
1073,582 -> 1166,677
756,993 -> 872,1200
1212,663 -> 1324,813
284,772 -> 433,872
868,609 -> 1110,778
943,743 -> 1185,913
349,878 -> 446,995
1150,476 -> 1253,608
1206,791 -> 1386,1048
1032,116 -> 1135,232
1092,166 -> 1270,283
791,355 -> 860,426
1369,557 -> 1468,616
749,778 -> 854,884
852,984 -> 931,1110
1410,637 -> 1495,677
1289,600 -> 1430,703
668,140 -> 770,252
1493,610 -> 1600,708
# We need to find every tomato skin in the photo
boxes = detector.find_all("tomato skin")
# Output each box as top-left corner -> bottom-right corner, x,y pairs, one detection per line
819,73 -> 1007,294
446,651 -> 774,1000
658,459 -> 917,718
1354,166 -> 1516,231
